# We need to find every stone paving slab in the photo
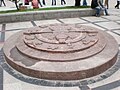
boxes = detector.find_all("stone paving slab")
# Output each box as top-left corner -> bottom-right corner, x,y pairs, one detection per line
5,22 -> 33,31
4,83 -> 22,90
59,18 -> 88,24
107,31 -> 120,44
108,9 -> 120,15
0,0 -> 16,11
3,70 -> 18,84
116,21 -> 120,24
113,30 -> 120,35
34,19 -> 61,26
95,21 -> 120,30
102,15 -> 120,21
80,23 -> 106,31
0,7 -> 16,11
88,62 -> 120,89
5,30 -> 22,41
0,43 -> 3,49
4,71 -> 80,90
4,0 -> 16,8
81,16 -> 109,23
22,86 -> 80,90
111,87 -> 120,90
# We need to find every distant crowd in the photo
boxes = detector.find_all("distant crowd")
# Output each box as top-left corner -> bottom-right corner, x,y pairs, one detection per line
0,0 -> 120,10
25,0 -> 66,7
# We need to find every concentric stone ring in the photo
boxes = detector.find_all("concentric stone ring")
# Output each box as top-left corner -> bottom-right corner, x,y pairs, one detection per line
3,24 -> 118,80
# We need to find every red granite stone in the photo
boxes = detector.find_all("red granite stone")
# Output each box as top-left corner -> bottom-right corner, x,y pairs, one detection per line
3,24 -> 119,80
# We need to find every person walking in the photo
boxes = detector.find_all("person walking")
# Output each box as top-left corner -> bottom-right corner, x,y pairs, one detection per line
0,0 -> 6,7
91,0 -> 109,17
52,0 -> 56,5
104,0 -> 109,9
61,0 -> 66,5
115,0 -> 120,9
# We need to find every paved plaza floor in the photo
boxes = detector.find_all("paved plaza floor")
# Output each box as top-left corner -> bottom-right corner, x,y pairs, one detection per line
0,8 -> 120,90
0,0 -> 120,90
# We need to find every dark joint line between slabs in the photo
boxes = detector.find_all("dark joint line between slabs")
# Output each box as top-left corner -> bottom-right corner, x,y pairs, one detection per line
0,66 -> 3,90
56,19 -> 65,24
0,24 -> 6,42
31,21 -> 37,26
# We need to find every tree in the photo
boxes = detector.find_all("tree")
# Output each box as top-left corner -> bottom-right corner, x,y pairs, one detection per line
75,0 -> 81,6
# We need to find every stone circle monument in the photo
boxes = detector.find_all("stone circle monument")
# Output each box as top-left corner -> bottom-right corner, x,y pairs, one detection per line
3,24 -> 118,80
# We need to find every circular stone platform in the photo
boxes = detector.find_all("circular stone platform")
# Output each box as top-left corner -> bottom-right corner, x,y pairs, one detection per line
3,24 -> 119,80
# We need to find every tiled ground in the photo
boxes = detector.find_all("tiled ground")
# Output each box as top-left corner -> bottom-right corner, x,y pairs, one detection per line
34,19 -> 61,26
5,22 -> 33,31
95,21 -> 120,30
0,0 -> 120,87
59,18 -> 88,24
0,9 -> 120,90
81,17 -> 109,23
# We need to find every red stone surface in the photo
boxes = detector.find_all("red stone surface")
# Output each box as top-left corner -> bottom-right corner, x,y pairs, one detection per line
3,24 -> 119,80
16,24 -> 106,61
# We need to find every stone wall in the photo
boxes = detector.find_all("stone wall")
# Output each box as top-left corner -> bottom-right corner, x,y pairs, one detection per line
0,8 -> 96,23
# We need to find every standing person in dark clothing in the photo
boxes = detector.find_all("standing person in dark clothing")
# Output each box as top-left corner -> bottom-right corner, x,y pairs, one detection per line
61,0 -> 66,5
115,0 -> 120,9
91,0 -> 109,17
0,0 -> 6,6
52,0 -> 56,5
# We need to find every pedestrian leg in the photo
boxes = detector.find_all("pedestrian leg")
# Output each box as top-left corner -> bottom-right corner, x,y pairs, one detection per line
104,8 -> 109,15
63,0 -> 66,4
1,0 -> 6,6
61,0 -> 66,5
38,0 -> 43,7
42,0 -> 45,5
54,0 -> 56,5
52,0 -> 56,5
52,0 -> 54,5
3,0 -> 6,6
115,1 -> 119,9
95,7 -> 101,17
